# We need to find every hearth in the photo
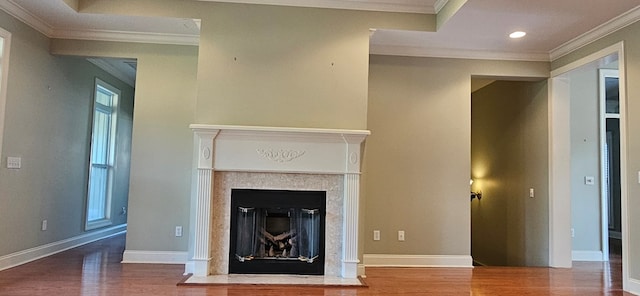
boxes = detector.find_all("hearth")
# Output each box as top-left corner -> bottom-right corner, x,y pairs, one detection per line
229,189 -> 326,275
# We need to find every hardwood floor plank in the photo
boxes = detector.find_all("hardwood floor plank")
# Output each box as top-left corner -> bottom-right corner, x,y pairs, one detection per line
0,234 -> 633,295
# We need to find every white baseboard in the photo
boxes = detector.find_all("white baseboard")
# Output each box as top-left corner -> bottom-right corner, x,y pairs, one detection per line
363,254 -> 473,268
572,250 -> 604,261
627,278 -> 640,295
0,224 -> 127,271
122,250 -> 188,264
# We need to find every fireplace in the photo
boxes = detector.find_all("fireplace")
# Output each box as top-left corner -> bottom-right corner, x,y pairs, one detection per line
187,125 -> 369,279
229,189 -> 325,275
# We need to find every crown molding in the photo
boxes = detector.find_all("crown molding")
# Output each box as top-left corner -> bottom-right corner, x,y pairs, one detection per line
549,5 -> 640,61
370,44 -> 550,62
433,0 -> 449,14
0,0 -> 53,36
196,0 -> 434,13
0,1 -> 199,46
51,29 -> 199,46
49,30 -> 200,46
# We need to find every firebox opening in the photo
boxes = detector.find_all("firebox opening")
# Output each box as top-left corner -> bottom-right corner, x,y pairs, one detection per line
229,189 -> 326,275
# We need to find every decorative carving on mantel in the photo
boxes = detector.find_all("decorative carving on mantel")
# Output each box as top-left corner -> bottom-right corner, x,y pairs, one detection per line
348,152 -> 358,165
256,148 -> 306,163
203,147 -> 211,160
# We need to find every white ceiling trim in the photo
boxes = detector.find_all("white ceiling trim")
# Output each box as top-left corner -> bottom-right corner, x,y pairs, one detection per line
52,29 -> 199,46
370,44 -> 550,62
0,0 -> 53,36
549,5 -> 640,61
196,0 -> 434,13
0,1 -> 199,46
87,58 -> 136,87
433,0 -> 449,14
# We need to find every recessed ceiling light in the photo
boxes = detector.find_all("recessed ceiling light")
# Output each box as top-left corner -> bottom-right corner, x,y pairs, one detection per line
509,31 -> 527,39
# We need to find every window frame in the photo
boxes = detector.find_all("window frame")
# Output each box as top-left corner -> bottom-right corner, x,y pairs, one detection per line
85,78 -> 120,230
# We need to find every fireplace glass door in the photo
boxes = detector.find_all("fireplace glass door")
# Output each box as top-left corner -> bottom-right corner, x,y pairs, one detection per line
229,189 -> 325,275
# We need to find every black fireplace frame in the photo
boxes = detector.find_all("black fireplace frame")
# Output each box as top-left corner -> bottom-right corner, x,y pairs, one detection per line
228,189 -> 326,275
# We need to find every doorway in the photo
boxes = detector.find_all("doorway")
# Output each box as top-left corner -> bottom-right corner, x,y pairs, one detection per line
549,42 -> 628,289
470,78 -> 549,266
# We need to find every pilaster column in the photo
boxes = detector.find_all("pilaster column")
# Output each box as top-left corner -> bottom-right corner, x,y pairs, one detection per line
190,129 -> 219,276
341,134 -> 367,278
342,173 -> 360,278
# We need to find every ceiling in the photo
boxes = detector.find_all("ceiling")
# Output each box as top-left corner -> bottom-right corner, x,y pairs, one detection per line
1,0 -> 639,62
371,0 -> 640,61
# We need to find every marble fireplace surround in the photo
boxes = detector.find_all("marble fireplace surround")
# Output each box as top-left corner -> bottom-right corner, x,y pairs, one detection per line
186,124 -> 370,279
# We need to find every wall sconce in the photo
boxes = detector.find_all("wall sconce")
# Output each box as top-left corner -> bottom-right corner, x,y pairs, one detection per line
470,179 -> 482,201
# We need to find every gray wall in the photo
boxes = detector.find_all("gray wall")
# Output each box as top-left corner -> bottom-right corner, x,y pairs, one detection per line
0,10 -> 133,257
50,39 -> 200,253
552,20 -> 640,280
365,56 -> 548,257
470,80 -> 549,266
191,3 -> 433,130
568,67 -> 601,253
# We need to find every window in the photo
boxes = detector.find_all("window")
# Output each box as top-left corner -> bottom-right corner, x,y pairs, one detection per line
0,27 -> 11,159
86,79 -> 120,230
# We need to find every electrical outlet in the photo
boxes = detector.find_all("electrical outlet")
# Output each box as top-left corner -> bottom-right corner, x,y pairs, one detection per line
41,220 -> 47,231
175,226 -> 183,237
121,207 -> 127,215
373,230 -> 380,241
7,157 -> 21,169
529,188 -> 535,198
571,228 -> 575,238
398,230 -> 405,241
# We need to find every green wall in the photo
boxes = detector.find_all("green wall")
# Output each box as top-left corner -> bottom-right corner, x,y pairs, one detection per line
50,40 -> 199,253
195,4 -> 371,129
0,10 -> 133,257
568,66 -> 601,254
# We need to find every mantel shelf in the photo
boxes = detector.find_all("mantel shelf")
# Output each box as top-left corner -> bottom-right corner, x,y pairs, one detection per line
189,124 -> 371,137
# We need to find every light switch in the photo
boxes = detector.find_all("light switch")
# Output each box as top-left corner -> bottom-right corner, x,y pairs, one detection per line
7,157 -> 21,169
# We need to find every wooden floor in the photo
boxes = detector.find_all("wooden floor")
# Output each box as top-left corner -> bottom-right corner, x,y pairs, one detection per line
0,234 -> 632,295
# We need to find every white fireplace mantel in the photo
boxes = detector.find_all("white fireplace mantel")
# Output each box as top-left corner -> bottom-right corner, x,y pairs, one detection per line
186,124 -> 370,279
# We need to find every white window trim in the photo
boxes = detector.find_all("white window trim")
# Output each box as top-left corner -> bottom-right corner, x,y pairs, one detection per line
85,78 -> 120,230
0,27 -> 12,160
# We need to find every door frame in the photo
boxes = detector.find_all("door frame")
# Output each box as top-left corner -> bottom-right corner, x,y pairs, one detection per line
548,41 -> 629,289
598,68 -> 621,262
